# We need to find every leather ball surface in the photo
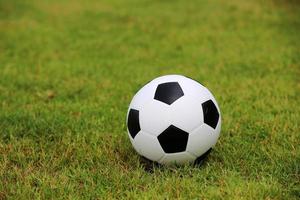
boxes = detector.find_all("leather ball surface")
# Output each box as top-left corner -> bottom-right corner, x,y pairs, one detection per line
127,75 -> 221,165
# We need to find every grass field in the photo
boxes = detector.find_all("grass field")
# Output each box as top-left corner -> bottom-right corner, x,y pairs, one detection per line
0,0 -> 299,199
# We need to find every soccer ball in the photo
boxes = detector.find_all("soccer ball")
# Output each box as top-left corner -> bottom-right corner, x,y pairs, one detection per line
126,75 -> 221,165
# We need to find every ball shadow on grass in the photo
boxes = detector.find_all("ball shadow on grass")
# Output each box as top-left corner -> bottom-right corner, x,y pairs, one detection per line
139,148 -> 212,173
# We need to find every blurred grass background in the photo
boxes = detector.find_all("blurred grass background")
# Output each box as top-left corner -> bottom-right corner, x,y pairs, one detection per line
0,0 -> 299,199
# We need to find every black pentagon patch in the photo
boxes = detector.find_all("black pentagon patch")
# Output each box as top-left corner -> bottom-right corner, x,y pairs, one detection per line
194,148 -> 212,165
157,125 -> 189,153
202,100 -> 219,129
127,109 -> 140,139
154,82 -> 184,105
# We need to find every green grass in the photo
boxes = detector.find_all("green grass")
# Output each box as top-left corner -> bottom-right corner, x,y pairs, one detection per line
0,0 -> 299,199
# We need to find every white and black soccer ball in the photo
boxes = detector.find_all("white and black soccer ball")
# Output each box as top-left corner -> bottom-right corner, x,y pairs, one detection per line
126,75 -> 221,165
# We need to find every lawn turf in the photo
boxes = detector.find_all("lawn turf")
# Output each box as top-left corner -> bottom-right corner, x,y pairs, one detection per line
0,0 -> 299,199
